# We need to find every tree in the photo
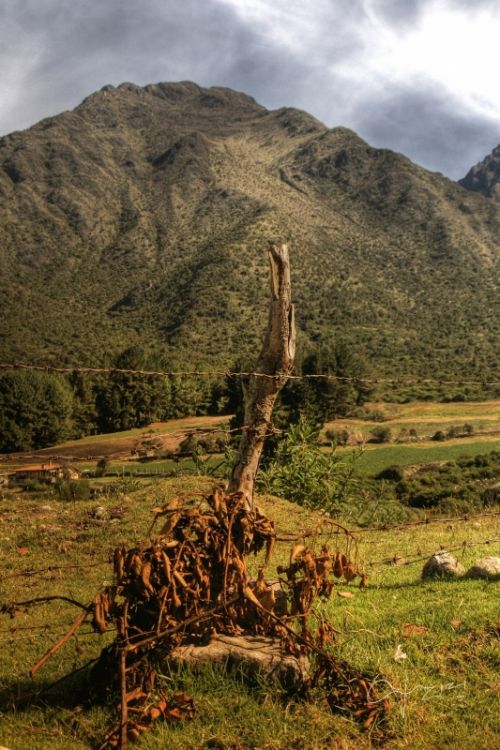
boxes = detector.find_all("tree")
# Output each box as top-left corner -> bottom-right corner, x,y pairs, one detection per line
281,341 -> 372,428
95,347 -> 173,432
0,369 -> 74,452
67,370 -> 101,437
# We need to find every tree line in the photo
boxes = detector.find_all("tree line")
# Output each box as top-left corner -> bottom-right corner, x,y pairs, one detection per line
0,343 -> 371,453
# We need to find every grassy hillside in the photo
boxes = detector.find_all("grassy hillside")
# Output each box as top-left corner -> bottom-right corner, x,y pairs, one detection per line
0,478 -> 498,749
1,81 -> 499,386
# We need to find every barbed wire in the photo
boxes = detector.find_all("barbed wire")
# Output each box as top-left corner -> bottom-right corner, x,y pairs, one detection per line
1,360 -> 499,387
276,510 -> 500,543
4,534 -> 498,584
349,510 -> 500,535
365,536 -> 500,570
3,509 -> 498,584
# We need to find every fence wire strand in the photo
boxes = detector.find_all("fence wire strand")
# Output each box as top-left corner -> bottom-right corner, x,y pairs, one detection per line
1,360 -> 499,387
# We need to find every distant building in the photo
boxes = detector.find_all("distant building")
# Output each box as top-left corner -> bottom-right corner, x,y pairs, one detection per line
9,463 -> 81,484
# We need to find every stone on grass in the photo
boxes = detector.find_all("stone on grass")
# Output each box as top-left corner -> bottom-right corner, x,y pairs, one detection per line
465,556 -> 500,580
421,551 -> 465,579
169,634 -> 310,690
89,505 -> 107,520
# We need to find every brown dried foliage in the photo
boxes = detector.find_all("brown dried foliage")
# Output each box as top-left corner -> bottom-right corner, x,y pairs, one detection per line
24,489 -> 387,747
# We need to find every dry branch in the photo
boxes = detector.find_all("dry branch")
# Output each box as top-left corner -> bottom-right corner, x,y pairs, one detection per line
30,608 -> 89,676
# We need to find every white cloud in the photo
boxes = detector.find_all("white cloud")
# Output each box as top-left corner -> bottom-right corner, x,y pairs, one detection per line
362,0 -> 500,119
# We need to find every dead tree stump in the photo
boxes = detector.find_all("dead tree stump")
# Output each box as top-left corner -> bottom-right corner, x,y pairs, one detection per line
228,243 -> 296,510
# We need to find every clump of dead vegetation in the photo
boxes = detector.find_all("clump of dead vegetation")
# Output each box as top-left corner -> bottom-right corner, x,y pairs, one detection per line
5,488 -> 387,749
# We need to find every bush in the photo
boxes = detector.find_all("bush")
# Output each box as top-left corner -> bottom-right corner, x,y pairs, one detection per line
56,479 -> 91,501
431,430 -> 446,441
324,428 -> 349,446
95,458 -> 109,477
257,419 -> 358,514
178,433 -> 227,457
19,479 -> 49,493
369,426 -> 392,444
375,465 -> 405,481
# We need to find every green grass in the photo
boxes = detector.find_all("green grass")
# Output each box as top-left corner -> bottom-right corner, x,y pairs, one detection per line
345,438 -> 500,476
0,477 -> 499,749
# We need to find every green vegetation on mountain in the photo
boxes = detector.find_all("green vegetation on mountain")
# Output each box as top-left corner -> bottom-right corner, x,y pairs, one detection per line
0,81 -> 499,392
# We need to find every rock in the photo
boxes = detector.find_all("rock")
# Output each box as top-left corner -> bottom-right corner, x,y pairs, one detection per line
169,633 -> 310,690
393,644 -> 408,662
465,556 -> 500,580
89,505 -> 107,520
421,551 -> 465,579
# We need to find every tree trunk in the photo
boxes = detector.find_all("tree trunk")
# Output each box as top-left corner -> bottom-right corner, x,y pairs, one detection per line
228,244 -> 296,510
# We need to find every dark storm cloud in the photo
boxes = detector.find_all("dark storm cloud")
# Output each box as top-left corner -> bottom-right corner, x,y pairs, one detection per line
1,0 -> 499,178
351,82 -> 500,179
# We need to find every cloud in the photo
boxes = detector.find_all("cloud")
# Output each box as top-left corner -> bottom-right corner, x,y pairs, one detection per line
0,0 -> 499,177
0,0 -> 259,133
351,82 -> 500,178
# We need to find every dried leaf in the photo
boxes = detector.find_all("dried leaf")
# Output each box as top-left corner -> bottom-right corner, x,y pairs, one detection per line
402,622 -> 429,637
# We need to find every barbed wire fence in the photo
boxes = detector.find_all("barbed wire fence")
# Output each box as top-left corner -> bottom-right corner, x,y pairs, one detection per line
3,512 -> 499,583
1,360 -> 500,386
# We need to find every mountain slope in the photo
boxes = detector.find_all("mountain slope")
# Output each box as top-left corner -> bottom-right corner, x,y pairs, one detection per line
1,81 -> 499,384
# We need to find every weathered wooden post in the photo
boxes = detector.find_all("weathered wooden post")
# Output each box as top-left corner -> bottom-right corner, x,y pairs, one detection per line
228,243 -> 296,510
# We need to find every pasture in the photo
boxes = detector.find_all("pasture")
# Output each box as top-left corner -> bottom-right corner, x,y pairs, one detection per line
0,477 -> 498,750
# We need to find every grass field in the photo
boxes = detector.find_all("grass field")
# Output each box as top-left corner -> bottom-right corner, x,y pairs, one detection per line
343,438 -> 500,475
0,477 -> 498,750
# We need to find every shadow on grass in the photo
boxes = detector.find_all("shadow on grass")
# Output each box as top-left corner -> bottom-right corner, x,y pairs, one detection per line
0,658 -> 101,713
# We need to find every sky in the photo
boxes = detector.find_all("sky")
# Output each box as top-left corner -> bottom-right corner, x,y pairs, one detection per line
1,0 -> 500,179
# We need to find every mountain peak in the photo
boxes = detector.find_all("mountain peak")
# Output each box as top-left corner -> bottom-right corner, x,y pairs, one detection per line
459,143 -> 500,201
80,80 -> 264,115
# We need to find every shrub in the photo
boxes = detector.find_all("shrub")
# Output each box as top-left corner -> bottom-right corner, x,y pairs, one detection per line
369,426 -> 392,444
56,479 -> 91,501
257,419 -> 358,514
95,458 -> 109,477
376,465 -> 405,481
432,430 -> 446,441
324,428 -> 349,446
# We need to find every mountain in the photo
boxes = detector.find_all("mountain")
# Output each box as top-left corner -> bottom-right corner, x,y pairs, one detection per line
459,144 -> 500,202
1,81 -> 499,388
